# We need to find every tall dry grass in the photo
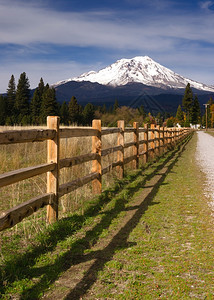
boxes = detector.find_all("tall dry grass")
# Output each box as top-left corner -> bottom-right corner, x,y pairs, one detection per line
0,125 -> 139,244
0,124 -> 160,267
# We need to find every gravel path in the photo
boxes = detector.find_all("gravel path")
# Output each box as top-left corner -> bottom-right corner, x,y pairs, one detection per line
196,131 -> 214,214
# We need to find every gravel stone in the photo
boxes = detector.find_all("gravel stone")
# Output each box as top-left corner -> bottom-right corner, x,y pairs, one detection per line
196,131 -> 214,215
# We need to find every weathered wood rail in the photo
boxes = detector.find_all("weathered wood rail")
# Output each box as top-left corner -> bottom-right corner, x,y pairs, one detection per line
0,117 -> 191,231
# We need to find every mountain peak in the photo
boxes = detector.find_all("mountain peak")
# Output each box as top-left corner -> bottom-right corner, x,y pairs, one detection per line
55,56 -> 214,93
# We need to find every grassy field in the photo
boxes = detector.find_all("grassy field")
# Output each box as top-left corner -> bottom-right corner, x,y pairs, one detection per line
206,130 -> 214,137
78,132 -> 213,300
0,126 -> 123,241
78,133 -> 213,300
1,132 -> 213,299
0,124 -> 153,243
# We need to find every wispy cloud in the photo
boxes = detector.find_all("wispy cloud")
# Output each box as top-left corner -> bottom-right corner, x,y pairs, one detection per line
0,0 -> 214,92
0,0 -> 214,49
199,0 -> 214,10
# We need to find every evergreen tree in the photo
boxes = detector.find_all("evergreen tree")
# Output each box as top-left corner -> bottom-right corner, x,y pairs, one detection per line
191,95 -> 201,125
113,99 -> 119,113
210,103 -> 214,128
208,97 -> 214,105
0,95 -> 6,125
83,103 -> 95,125
166,117 -> 175,127
60,101 -> 69,125
138,104 -> 146,118
68,96 -> 82,124
108,105 -> 113,114
182,83 -> 193,122
38,78 -> 45,99
31,89 -> 41,124
156,112 -> 163,126
101,104 -> 107,114
7,74 -> 16,117
30,78 -> 46,124
176,105 -> 184,126
15,72 -> 30,124
164,112 -> 171,120
40,85 -> 58,123
206,97 -> 213,127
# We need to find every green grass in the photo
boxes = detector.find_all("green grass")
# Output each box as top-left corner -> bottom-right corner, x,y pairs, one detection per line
1,133 -> 213,299
205,129 -> 214,137
82,133 -> 214,299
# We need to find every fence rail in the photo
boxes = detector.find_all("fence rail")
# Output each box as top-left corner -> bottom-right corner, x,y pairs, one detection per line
0,116 -> 192,231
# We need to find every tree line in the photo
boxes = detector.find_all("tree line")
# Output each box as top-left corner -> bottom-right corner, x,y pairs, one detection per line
0,73 -> 211,127
0,73 -> 97,126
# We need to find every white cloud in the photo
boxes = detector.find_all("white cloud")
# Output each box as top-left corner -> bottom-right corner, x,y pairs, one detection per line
199,1 -> 214,10
0,0 -> 214,92
0,0 -> 214,49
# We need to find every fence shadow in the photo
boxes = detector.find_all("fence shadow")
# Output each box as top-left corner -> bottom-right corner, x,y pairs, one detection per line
64,138 -> 187,299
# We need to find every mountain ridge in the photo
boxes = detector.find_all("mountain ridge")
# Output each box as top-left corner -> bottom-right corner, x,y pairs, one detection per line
53,56 -> 214,113
53,56 -> 214,93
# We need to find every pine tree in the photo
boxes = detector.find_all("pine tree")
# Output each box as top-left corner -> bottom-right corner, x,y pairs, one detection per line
60,101 -> 69,125
38,78 -> 45,99
15,72 -> 30,124
102,104 -> 107,114
182,83 -> 193,122
166,117 -> 175,127
83,103 -> 95,125
0,95 -> 6,125
68,96 -> 82,125
191,95 -> 201,125
138,104 -> 146,118
7,74 -> 16,117
207,97 -> 213,127
156,112 -> 163,126
31,89 -> 41,124
210,103 -> 214,128
113,99 -> 119,113
30,78 -> 46,124
176,105 -> 184,126
40,85 -> 58,123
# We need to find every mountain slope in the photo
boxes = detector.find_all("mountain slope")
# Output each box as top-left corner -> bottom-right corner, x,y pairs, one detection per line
54,56 -> 214,93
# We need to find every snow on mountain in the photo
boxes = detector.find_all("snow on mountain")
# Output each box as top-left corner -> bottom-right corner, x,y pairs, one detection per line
54,56 -> 214,93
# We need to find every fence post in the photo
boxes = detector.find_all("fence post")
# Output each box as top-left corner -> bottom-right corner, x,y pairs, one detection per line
172,128 -> 175,145
167,128 -> 171,148
176,128 -> 178,144
160,126 -> 164,155
179,128 -> 181,140
156,125 -> 160,156
181,128 -> 184,140
172,128 -> 175,146
117,120 -> 124,179
150,124 -> 155,160
163,127 -> 167,153
169,128 -> 173,147
144,123 -> 149,164
92,119 -> 102,194
47,116 -> 60,224
133,122 -> 139,169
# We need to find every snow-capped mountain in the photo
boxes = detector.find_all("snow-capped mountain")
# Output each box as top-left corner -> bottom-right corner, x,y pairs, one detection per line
54,56 -> 214,93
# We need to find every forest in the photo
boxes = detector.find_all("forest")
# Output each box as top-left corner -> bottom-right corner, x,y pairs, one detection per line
0,72 -> 212,127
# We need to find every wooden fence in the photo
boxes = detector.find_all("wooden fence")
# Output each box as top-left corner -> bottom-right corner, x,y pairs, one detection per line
0,116 -> 191,232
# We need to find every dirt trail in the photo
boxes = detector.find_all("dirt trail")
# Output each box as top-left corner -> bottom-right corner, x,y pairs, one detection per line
196,131 -> 214,214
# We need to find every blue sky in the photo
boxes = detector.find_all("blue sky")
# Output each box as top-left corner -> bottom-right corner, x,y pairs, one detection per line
0,0 -> 214,93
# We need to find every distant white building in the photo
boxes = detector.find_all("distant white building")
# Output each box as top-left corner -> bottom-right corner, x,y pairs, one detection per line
190,124 -> 200,129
